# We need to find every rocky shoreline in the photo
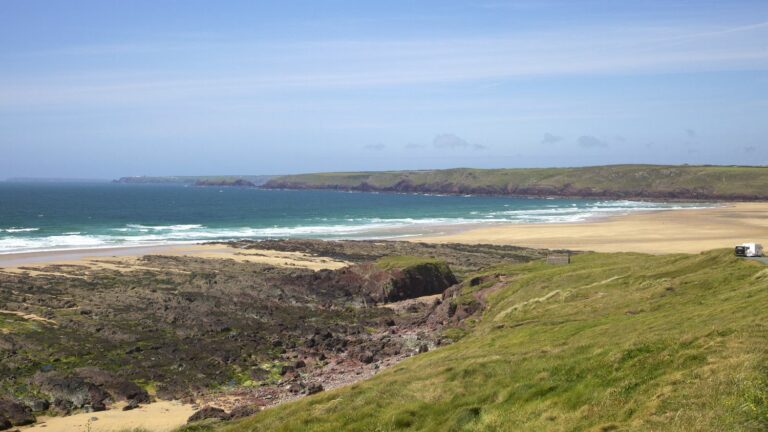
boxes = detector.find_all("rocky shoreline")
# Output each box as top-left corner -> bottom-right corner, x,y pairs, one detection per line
0,240 -> 549,430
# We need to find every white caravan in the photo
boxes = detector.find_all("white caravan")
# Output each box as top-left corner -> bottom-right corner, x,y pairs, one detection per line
735,243 -> 764,257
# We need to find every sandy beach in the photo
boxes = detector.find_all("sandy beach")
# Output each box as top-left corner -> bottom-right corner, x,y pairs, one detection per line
2,204 -> 767,271
20,401 -> 196,432
0,243 -> 349,275
415,202 -> 768,254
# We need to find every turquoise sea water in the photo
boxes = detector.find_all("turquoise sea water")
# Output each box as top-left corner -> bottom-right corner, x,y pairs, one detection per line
0,182 -> 713,254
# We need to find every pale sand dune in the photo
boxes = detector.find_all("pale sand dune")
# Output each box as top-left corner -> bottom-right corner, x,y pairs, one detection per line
414,202 -> 768,254
21,401 -> 195,432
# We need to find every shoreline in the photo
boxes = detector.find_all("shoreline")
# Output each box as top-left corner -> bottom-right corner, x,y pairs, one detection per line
412,202 -> 768,254
1,202 -> 766,265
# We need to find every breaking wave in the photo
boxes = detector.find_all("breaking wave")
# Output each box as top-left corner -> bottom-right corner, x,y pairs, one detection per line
0,200 -> 716,254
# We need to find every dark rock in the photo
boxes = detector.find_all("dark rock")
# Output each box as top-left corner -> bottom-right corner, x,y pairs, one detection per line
31,372 -> 111,410
294,359 -> 306,369
306,383 -> 324,395
52,398 -> 73,415
122,399 -> 140,411
187,406 -> 230,423
279,365 -> 295,376
74,368 -> 150,403
83,402 -> 106,412
0,415 -> 11,431
249,367 -> 270,381
384,318 -> 396,326
359,352 -> 375,364
418,343 -> 429,353
25,399 -> 49,413
0,399 -> 35,426
228,404 -> 260,420
125,346 -> 143,355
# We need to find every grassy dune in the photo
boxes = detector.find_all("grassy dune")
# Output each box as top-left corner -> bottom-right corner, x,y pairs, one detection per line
205,250 -> 767,431
263,165 -> 768,200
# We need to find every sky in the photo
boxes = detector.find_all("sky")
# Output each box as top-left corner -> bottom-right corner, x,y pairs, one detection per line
1,0 -> 767,178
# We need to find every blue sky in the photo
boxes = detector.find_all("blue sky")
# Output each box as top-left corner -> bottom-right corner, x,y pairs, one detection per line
1,0 -> 767,178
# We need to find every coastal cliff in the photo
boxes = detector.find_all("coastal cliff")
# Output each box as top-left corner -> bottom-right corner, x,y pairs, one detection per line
263,164 -> 768,201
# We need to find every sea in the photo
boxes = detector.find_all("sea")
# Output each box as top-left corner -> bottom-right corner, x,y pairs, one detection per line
0,182 -> 715,254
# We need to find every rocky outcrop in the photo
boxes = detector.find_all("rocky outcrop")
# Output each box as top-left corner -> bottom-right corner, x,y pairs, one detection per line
74,367 -> 150,403
29,368 -> 148,414
188,406 -> 230,423
31,372 -> 110,413
0,398 -> 35,426
301,258 -> 458,305
0,415 -> 11,431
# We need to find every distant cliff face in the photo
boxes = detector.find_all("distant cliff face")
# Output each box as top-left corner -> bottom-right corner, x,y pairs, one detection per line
114,175 -> 273,186
194,178 -> 256,187
263,165 -> 768,201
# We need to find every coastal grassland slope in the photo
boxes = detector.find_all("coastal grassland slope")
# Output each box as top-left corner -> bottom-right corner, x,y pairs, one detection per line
212,250 -> 768,431
263,165 -> 768,200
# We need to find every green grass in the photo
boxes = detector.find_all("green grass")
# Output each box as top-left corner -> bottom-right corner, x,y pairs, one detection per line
264,165 -> 768,199
211,250 -> 768,431
375,256 -> 443,270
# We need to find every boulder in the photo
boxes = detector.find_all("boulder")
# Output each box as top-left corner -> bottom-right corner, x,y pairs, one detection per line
122,399 -> 140,411
249,367 -> 270,381
52,398 -> 73,415
74,368 -> 150,403
228,404 -> 260,420
359,352 -> 375,364
0,415 -> 11,431
0,398 -> 35,426
31,372 -> 111,410
306,383 -> 324,395
187,406 -> 230,423
24,398 -> 49,412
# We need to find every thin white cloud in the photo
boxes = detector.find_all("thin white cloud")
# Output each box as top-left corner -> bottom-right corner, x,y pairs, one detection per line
2,20 -> 767,109
363,143 -> 386,151
541,133 -> 563,145
432,134 -> 486,151
577,135 -> 609,148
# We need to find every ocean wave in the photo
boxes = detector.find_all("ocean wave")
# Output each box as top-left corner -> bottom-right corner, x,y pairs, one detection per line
0,200 -> 719,254
1,227 -> 40,233
114,224 -> 205,232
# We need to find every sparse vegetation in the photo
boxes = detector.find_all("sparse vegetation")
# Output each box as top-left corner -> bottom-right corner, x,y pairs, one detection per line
375,255 -> 442,270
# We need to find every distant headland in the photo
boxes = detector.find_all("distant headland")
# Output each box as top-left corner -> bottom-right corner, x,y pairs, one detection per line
111,164 -> 768,201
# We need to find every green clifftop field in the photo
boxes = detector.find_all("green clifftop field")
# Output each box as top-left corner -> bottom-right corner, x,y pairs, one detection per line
205,250 -> 768,432
263,165 -> 768,200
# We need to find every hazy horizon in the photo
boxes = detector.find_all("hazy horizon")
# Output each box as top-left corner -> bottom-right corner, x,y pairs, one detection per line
2,0 -> 767,179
